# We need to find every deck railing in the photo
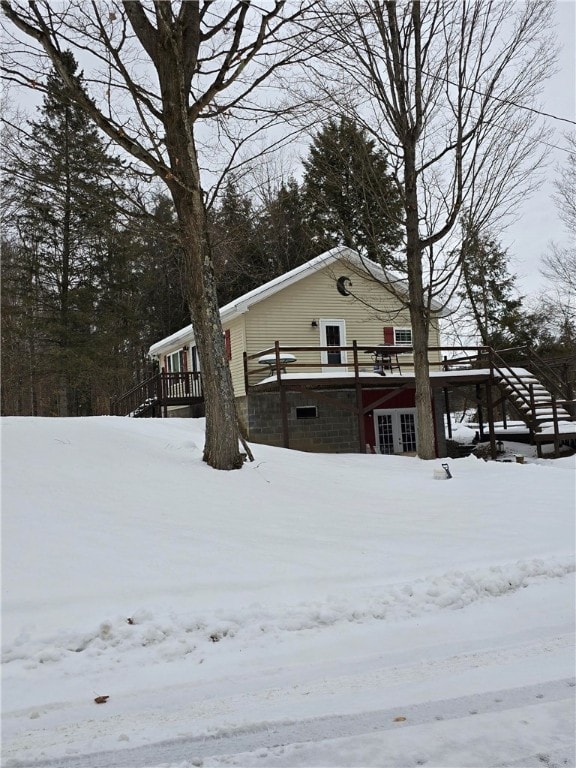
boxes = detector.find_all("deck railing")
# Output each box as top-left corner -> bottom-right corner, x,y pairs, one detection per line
243,343 -> 490,390
111,345 -> 575,446
111,371 -> 203,417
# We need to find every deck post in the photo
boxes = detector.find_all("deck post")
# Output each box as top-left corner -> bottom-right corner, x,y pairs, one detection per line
161,373 -> 168,418
444,387 -> 452,439
485,380 -> 497,460
475,384 -> 484,441
155,374 -> 162,418
528,383 -> 536,444
353,341 -> 365,453
551,393 -> 560,458
243,351 -> 249,393
442,355 -> 452,442
276,342 -> 289,448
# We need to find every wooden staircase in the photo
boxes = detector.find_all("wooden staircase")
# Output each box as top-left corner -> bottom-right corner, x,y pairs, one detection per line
110,371 -> 203,418
489,349 -> 576,455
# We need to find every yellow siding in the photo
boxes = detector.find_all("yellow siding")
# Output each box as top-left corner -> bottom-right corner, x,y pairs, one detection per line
242,258 -> 441,381
155,258 -> 442,395
223,315 -> 247,396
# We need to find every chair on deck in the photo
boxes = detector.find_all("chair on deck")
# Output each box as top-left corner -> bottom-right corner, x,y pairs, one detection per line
373,348 -> 402,375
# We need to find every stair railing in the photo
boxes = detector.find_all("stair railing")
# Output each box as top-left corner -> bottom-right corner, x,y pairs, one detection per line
111,373 -> 161,417
487,348 -> 541,432
111,371 -> 204,417
493,345 -> 576,422
525,348 -> 575,412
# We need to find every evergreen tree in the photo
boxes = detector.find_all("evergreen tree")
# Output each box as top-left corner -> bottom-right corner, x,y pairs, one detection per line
0,237 -> 37,415
211,180 -> 265,303
302,116 -> 403,265
458,220 -> 524,348
2,52 -> 130,415
211,177 -> 318,303
136,194 -> 189,343
256,177 -> 316,278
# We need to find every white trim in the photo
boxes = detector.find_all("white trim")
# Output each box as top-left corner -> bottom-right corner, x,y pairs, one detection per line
165,349 -> 182,372
148,246 -> 448,358
319,319 -> 347,370
373,408 -> 418,454
394,327 -> 413,346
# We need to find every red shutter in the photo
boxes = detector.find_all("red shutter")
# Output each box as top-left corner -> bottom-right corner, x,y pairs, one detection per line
224,329 -> 232,360
180,349 -> 188,371
164,354 -> 171,372
383,326 -> 395,345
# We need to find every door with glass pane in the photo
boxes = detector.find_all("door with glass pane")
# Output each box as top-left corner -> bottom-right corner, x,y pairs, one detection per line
319,319 -> 347,371
373,408 -> 418,454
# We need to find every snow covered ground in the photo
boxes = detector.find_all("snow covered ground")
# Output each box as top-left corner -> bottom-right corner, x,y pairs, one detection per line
2,416 -> 575,768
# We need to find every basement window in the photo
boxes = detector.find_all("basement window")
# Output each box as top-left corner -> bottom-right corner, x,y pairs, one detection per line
295,406 -> 318,419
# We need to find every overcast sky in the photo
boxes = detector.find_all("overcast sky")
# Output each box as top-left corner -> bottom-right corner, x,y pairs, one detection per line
503,0 -> 575,299
4,1 -> 574,301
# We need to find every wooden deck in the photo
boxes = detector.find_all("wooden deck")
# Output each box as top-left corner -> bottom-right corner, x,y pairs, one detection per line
111,344 -> 575,458
241,344 -> 575,457
110,372 -> 203,417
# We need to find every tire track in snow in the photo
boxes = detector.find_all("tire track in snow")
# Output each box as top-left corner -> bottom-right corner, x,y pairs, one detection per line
4,632 -> 574,764
8,678 -> 575,768
259,631 -> 575,705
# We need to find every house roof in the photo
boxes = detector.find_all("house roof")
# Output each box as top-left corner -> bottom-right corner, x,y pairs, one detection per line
148,245 -> 445,357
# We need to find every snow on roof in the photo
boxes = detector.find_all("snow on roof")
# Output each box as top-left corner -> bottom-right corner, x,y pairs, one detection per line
148,246 -> 445,357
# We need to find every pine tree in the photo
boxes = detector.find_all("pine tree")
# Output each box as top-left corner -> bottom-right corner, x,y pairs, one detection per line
137,194 -> 190,343
458,220 -> 524,348
211,180 -> 265,304
256,178 -> 316,278
0,238 -> 37,415
3,52 -> 128,415
302,116 -> 403,265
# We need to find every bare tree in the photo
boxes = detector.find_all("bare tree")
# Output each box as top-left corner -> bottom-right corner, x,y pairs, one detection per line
542,244 -> 576,297
553,132 -> 576,233
2,0 -> 315,469
537,131 -> 576,346
305,0 -> 555,458
542,131 -> 576,295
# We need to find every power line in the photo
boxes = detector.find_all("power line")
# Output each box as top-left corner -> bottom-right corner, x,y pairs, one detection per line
415,64 -> 576,128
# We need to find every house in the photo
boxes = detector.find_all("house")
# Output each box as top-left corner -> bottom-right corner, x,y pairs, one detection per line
115,245 -> 574,458
146,246 -> 449,455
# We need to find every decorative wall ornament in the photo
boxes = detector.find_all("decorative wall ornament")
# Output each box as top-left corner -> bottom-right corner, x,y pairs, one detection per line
336,276 -> 352,296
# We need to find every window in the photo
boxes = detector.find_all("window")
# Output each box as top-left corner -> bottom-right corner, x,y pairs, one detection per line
191,346 -> 200,372
224,329 -> 232,360
165,349 -> 188,372
296,406 -> 318,419
325,325 -> 342,365
165,350 -> 181,372
394,328 -> 412,346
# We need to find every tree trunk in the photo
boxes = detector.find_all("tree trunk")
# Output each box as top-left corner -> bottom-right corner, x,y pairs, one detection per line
410,301 -> 436,459
146,10 -> 244,471
59,103 -> 72,418
404,149 -> 436,459
171,185 -> 243,471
